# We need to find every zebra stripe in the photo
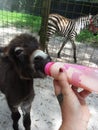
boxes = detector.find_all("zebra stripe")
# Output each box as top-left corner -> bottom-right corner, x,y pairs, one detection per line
46,13 -> 98,63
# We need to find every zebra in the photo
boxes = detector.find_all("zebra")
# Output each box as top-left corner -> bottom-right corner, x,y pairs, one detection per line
46,13 -> 98,63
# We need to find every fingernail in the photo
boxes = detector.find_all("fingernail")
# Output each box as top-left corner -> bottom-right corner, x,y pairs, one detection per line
59,68 -> 64,72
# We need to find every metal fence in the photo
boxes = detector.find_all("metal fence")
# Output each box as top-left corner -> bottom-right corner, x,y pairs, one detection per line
0,1 -> 98,130
0,0 -> 98,67
0,0 -> 45,44
50,0 -> 98,18
40,0 -> 98,67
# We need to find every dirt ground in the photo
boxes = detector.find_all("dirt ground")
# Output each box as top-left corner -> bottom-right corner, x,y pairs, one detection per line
0,27 -> 98,130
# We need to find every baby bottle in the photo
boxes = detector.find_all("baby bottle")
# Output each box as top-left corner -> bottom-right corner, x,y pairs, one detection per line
44,62 -> 98,93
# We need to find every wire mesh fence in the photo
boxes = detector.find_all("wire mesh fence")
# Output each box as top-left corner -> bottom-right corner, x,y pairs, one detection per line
0,0 -> 42,46
0,0 -> 98,67
45,0 -> 98,67
48,36 -> 98,67
50,0 -> 98,18
0,1 -> 98,130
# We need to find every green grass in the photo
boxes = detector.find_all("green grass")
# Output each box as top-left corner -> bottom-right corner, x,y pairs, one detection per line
76,29 -> 98,44
0,10 -> 98,44
0,10 -> 41,32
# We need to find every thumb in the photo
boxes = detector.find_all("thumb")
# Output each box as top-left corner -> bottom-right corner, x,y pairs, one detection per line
54,68 -> 74,96
53,79 -> 61,96
58,68 -> 72,94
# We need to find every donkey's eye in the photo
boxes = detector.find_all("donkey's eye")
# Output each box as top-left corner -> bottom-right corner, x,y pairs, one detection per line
15,49 -> 23,56
15,47 -> 24,56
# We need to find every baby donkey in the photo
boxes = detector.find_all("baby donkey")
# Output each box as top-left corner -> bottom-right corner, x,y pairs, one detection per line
0,33 -> 51,130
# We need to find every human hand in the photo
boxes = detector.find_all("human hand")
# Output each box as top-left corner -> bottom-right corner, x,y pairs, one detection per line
53,68 -> 91,130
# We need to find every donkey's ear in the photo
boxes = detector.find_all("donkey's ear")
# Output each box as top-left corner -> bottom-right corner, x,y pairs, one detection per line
0,46 -> 10,57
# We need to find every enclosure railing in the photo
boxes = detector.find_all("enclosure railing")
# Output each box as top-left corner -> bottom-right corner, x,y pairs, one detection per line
39,0 -> 51,51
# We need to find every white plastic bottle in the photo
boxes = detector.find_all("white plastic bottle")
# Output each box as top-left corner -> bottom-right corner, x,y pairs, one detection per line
44,62 -> 98,93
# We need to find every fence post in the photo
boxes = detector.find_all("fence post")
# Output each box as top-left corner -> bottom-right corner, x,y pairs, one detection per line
39,0 -> 51,51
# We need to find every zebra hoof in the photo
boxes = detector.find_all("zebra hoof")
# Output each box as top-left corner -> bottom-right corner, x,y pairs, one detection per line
57,53 -> 61,58
74,59 -> 77,63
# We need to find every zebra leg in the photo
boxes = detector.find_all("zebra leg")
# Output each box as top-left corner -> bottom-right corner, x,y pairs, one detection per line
21,100 -> 32,130
45,41 -> 52,60
46,41 -> 49,55
71,40 -> 77,63
57,38 -> 68,58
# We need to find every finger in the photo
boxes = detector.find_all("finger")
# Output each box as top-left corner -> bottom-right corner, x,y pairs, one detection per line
79,90 -> 91,98
57,67 -> 68,81
54,69 -> 78,103
56,69 -> 75,96
53,80 -> 61,96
